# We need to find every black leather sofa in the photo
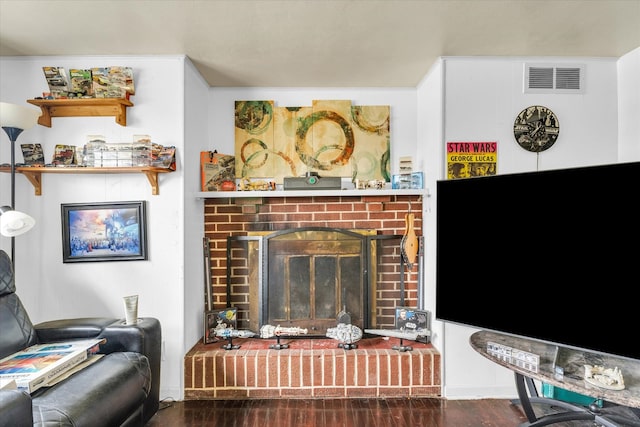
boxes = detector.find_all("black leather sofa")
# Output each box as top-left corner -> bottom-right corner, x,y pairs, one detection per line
0,249 -> 161,427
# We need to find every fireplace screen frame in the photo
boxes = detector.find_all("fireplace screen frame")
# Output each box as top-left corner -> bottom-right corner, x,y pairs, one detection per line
226,228 -> 408,337
264,228 -> 372,336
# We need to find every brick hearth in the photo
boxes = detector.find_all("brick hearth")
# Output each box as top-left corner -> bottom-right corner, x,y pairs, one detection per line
184,337 -> 441,399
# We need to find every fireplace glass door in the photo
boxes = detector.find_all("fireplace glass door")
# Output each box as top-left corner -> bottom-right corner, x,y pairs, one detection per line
264,228 -> 370,336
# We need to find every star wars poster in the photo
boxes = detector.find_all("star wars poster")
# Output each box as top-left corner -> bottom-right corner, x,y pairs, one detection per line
446,142 -> 497,179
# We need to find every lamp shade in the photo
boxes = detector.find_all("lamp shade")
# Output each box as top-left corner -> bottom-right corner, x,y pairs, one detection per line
0,206 -> 35,237
0,102 -> 41,130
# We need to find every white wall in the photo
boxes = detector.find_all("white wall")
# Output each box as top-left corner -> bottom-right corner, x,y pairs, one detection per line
415,58 -> 444,368
618,47 -> 640,161
421,53 -> 639,399
182,59 -> 211,399
0,55 -> 190,400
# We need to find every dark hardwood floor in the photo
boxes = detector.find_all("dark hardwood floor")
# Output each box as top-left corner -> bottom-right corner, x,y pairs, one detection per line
144,397 -> 607,427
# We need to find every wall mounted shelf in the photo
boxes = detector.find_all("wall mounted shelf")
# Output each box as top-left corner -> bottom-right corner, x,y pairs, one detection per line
1,166 -> 173,196
196,188 -> 427,199
27,98 -> 133,127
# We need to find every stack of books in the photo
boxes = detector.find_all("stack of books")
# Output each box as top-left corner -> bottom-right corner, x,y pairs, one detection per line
0,338 -> 104,393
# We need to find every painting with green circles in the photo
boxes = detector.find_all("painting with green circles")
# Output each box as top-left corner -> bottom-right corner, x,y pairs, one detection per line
234,100 -> 390,184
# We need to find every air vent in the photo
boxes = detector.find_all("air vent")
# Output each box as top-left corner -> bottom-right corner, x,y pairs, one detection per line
528,67 -> 553,89
524,64 -> 584,94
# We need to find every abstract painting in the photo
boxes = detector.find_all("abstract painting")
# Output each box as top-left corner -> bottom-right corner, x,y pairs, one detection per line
235,99 -> 390,184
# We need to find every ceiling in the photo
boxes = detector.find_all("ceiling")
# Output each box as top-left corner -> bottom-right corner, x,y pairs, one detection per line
1,1 -> 638,88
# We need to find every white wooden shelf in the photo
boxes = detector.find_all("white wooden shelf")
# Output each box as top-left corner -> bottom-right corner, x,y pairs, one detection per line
195,188 -> 427,199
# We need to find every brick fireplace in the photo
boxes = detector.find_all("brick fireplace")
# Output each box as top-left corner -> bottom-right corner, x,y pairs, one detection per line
184,192 -> 441,399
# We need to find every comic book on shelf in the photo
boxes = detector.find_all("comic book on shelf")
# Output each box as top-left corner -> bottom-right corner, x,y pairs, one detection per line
52,144 -> 77,166
42,66 -> 69,98
200,151 -> 235,191
91,67 -> 115,98
151,145 -> 176,170
68,68 -> 93,97
91,66 -> 135,98
108,66 -> 135,95
0,338 -> 104,393
20,143 -> 45,165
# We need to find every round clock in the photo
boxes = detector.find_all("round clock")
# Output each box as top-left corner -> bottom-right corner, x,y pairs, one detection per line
513,105 -> 560,152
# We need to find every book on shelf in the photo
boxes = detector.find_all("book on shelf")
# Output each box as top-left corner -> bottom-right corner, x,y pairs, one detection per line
42,66 -> 69,98
152,145 -> 176,170
108,66 -> 135,96
68,68 -> 93,97
201,151 -> 235,191
52,144 -> 77,166
91,67 -> 111,98
0,338 -> 105,393
20,143 -> 45,165
91,66 -> 135,98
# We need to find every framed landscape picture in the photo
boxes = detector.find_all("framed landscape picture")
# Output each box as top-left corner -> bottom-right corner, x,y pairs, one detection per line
61,201 -> 148,263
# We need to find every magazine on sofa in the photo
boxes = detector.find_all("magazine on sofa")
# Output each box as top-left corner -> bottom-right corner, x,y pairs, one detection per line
0,338 -> 105,393
0,378 -> 17,390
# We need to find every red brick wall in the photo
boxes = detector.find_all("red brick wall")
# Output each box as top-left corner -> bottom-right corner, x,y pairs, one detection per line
204,194 -> 423,328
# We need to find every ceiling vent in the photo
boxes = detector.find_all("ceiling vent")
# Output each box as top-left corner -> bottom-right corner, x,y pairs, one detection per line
524,64 -> 584,94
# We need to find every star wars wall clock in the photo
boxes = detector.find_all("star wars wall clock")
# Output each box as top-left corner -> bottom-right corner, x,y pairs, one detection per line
513,105 -> 559,152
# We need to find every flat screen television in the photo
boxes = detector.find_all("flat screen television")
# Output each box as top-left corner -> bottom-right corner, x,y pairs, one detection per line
436,161 -> 640,361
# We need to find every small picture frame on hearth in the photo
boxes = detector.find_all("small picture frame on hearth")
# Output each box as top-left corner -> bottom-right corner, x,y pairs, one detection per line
395,307 -> 430,343
203,307 -> 238,344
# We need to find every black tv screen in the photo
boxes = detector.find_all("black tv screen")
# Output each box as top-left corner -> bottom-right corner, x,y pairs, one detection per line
436,161 -> 640,361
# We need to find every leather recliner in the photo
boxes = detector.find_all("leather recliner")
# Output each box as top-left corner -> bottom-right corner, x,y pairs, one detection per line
0,250 -> 161,427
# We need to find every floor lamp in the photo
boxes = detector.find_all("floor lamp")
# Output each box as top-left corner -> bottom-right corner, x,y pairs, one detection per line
0,102 -> 41,261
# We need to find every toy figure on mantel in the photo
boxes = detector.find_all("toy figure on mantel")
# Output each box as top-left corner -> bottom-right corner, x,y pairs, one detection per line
259,324 -> 308,350
326,323 -> 363,350
215,325 -> 255,350
325,304 -> 362,349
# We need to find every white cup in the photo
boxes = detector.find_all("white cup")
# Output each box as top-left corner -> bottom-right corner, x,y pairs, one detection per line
123,295 -> 139,325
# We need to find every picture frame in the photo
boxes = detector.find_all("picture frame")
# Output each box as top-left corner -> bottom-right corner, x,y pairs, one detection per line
61,201 -> 148,263
203,307 -> 238,344
395,307 -> 430,343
